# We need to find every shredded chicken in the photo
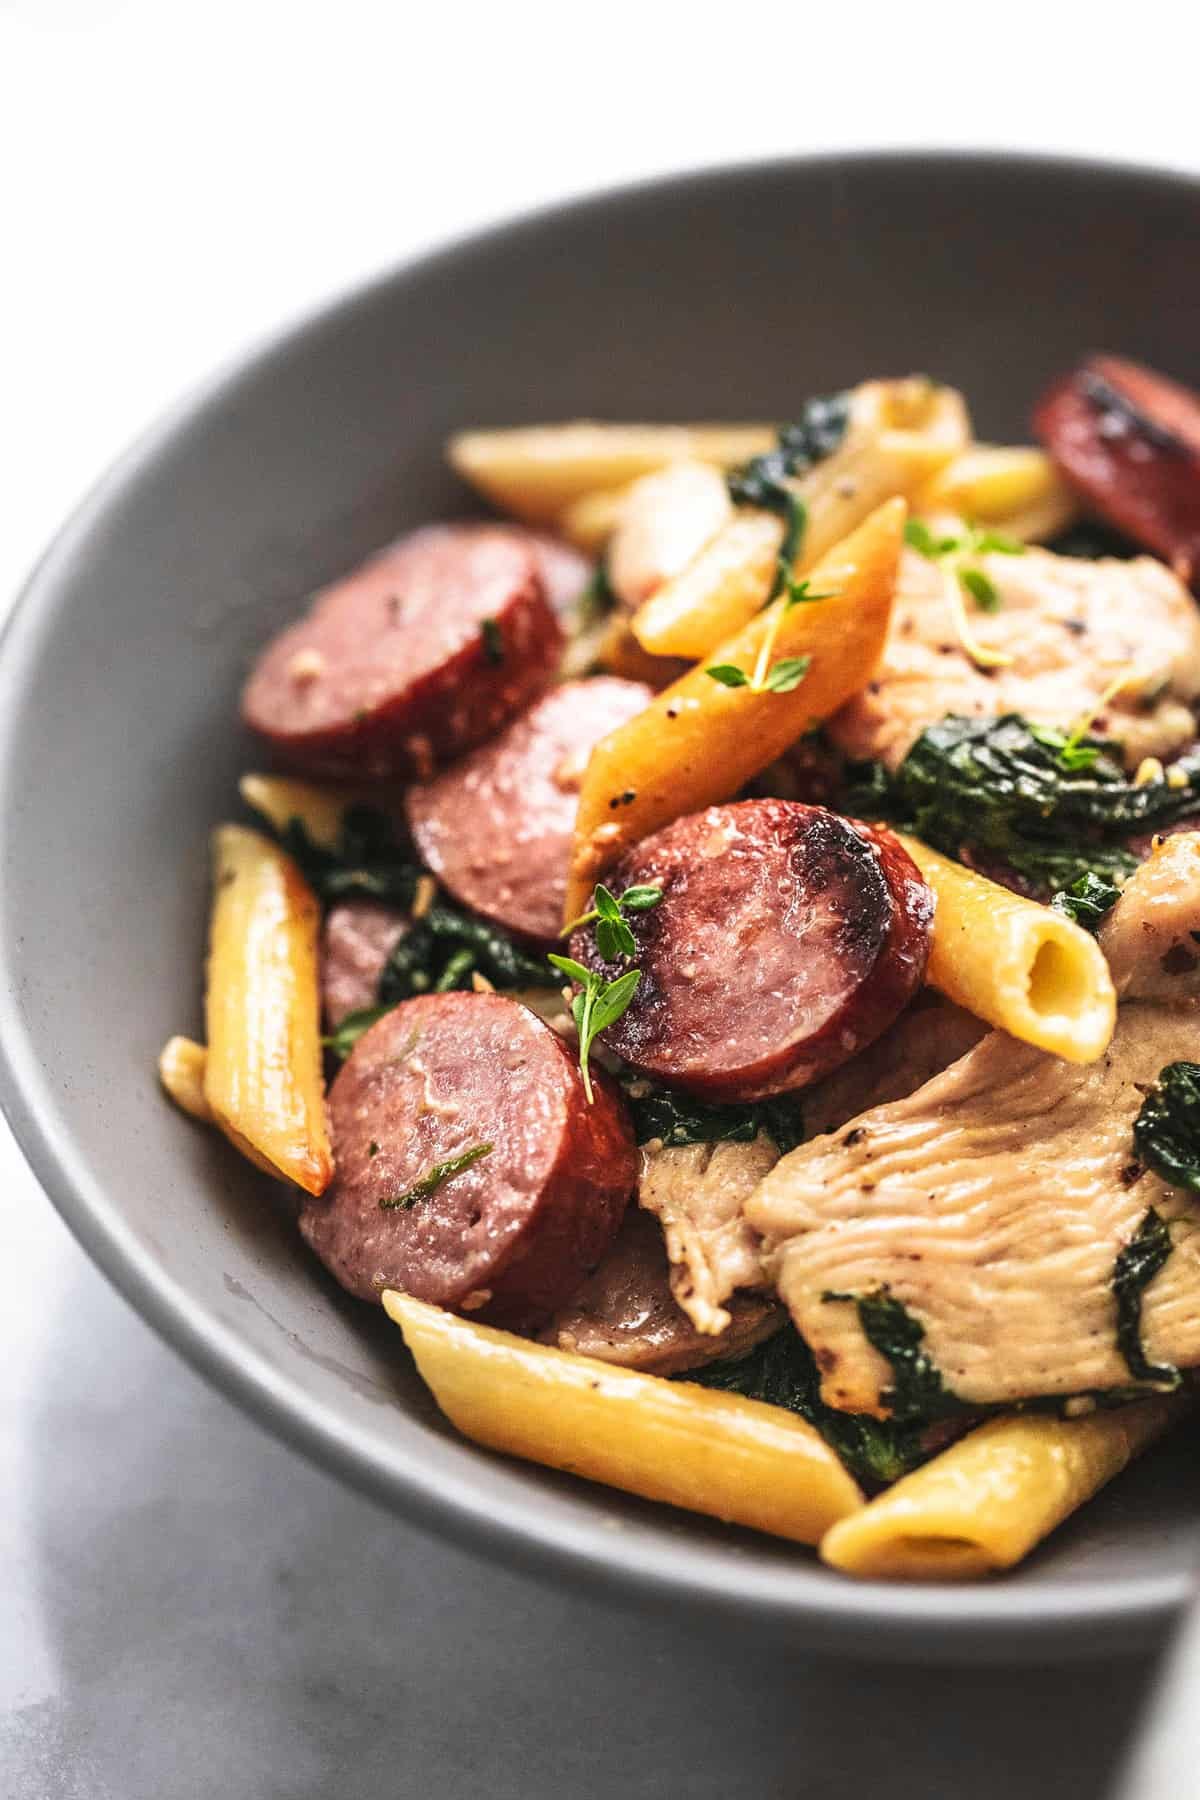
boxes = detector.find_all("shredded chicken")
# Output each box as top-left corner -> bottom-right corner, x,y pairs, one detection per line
745,837 -> 1200,1413
828,546 -> 1200,772
635,998 -> 988,1338
540,1207 -> 781,1375
1100,831 -> 1200,1001
637,1135 -> 779,1334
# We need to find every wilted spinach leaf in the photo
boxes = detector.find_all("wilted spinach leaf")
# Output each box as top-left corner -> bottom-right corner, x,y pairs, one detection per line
1134,1063 -> 1200,1194
628,1083 -> 805,1155
691,1322 -> 933,1487
823,1287 -> 961,1424
1050,871 -> 1121,932
848,714 -> 1200,897
1111,1207 -> 1180,1388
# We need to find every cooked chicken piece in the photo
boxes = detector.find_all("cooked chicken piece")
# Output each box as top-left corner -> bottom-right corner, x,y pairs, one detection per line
634,1000 -> 987,1338
745,842 -> 1200,1413
540,1208 -> 782,1375
828,547 -> 1200,772
637,1134 -> 780,1334
803,994 -> 988,1139
1100,832 -> 1200,1001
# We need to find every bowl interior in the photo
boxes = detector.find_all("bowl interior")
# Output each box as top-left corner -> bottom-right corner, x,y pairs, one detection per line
3,152 -> 1199,1658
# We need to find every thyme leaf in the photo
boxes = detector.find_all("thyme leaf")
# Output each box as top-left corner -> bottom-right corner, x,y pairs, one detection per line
547,955 -> 641,1103
381,1142 -> 494,1211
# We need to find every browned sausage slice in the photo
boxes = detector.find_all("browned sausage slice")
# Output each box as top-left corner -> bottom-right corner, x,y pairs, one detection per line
299,991 -> 636,1328
540,1208 -> 782,1375
320,900 -> 409,1027
568,799 -> 933,1102
1035,355 -> 1200,584
405,678 -> 652,945
242,524 -> 564,779
515,530 -> 593,619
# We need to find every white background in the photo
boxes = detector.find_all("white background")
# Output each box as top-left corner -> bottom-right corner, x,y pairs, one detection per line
2,4 -> 1199,1793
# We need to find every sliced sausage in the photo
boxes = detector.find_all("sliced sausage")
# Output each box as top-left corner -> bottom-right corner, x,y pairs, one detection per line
242,524 -> 563,780
320,900 -> 409,1027
405,677 -> 652,946
514,530 -> 593,619
568,799 -> 933,1102
540,1207 -> 783,1375
299,991 -> 636,1329
1035,356 -> 1200,585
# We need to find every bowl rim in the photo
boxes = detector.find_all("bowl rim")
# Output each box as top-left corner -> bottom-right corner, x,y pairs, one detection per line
3,146 -> 1198,1658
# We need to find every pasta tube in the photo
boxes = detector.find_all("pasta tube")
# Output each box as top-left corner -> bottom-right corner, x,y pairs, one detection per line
558,483 -> 635,554
158,1035 -> 214,1124
606,461 -> 733,611
204,825 -> 332,1195
820,1399 -> 1187,1579
914,445 -> 1078,544
239,773 -> 367,851
447,422 -> 775,526
894,833 -> 1116,1063
631,380 -> 969,658
159,1034 -> 280,1177
628,510 -> 784,661
564,499 -> 905,921
383,1292 -> 863,1544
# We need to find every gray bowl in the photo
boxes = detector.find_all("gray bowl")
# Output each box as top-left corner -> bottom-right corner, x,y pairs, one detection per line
3,151 -> 1198,1661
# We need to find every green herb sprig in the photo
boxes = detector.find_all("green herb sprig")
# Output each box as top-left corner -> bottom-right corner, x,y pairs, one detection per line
561,883 -> 663,960
904,517 -> 1024,614
705,575 -> 834,696
1028,721 -> 1102,775
381,1142 -> 494,1212
546,955 -> 641,1103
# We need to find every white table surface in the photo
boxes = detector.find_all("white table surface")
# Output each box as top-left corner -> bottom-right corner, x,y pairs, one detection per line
3,6 -> 1199,1794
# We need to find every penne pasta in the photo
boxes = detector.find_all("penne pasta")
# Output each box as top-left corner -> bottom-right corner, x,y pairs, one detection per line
447,421 -> 776,526
158,1034 -> 215,1124
631,380 -> 969,658
159,1034 -> 280,1177
563,499 -> 905,921
557,482 -> 636,554
174,350 -> 1200,1582
383,1292 -> 864,1544
914,444 -> 1078,545
606,461 -> 733,611
239,773 -> 367,851
628,509 -> 784,661
204,825 -> 333,1195
820,1399 -> 1188,1579
893,832 -> 1117,1063
594,615 -> 687,688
